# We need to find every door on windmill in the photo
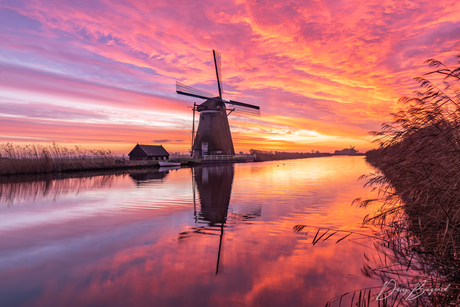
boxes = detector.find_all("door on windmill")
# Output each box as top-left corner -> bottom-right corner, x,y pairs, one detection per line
202,143 -> 209,156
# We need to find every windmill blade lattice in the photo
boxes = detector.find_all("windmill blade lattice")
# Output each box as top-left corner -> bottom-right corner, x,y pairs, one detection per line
176,81 -> 213,100
175,49 -> 261,158
226,100 -> 261,116
213,50 -> 224,99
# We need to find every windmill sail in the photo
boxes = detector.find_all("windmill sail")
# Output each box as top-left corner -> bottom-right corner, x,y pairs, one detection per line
226,100 -> 261,116
213,50 -> 224,99
176,81 -> 213,100
176,50 -> 260,158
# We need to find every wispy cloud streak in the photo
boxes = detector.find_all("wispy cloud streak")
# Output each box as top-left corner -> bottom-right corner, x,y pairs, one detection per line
0,0 -> 459,153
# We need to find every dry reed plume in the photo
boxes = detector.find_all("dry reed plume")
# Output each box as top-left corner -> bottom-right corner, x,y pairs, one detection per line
355,54 -> 460,305
292,54 -> 460,306
0,143 -> 123,175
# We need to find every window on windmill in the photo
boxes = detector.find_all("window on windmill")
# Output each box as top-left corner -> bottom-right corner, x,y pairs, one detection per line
201,116 -> 204,120
202,142 -> 208,155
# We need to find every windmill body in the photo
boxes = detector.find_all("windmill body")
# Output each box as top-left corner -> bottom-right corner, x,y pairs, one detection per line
192,98 -> 234,158
176,50 -> 260,158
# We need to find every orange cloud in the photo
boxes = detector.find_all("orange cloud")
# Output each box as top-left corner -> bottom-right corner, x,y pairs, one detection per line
1,0 -> 459,153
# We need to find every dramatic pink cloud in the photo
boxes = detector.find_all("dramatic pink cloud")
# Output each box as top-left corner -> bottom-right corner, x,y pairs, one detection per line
0,0 -> 459,153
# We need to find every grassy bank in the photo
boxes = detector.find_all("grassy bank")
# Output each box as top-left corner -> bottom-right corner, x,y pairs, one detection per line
356,54 -> 460,305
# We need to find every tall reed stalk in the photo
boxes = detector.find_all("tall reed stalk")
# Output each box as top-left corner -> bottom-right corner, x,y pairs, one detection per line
351,54 -> 460,306
0,143 -> 117,175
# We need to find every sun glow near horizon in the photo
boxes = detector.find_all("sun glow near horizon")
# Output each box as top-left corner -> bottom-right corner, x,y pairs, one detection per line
0,0 -> 459,154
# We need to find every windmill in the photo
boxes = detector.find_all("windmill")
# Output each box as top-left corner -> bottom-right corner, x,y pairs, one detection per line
176,50 -> 260,158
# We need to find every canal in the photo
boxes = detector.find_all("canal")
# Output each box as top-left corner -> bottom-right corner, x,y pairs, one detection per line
0,156 -> 382,306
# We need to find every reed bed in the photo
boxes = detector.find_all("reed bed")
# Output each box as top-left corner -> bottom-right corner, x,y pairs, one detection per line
364,55 -> 460,253
350,55 -> 460,305
290,54 -> 460,306
0,143 -> 158,175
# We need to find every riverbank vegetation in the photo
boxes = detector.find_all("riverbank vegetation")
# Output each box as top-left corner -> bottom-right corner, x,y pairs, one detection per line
0,143 -> 158,175
249,149 -> 332,162
349,54 -> 460,305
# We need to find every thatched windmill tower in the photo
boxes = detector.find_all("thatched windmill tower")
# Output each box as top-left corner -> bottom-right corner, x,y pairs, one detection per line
176,50 -> 260,158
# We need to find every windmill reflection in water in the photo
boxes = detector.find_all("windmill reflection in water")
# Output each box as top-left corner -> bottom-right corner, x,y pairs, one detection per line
179,164 -> 261,274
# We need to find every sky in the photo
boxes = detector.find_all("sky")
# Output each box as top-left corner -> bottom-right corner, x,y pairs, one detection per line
0,0 -> 459,155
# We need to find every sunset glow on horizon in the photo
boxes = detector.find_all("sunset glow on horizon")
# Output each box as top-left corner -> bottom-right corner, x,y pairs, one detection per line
1,0 -> 459,154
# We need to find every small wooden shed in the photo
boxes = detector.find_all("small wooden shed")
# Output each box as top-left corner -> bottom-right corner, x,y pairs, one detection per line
128,144 -> 170,161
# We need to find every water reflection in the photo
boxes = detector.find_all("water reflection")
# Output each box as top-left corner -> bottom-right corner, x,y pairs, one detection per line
0,157 -> 384,307
129,170 -> 169,183
194,165 -> 233,274
0,173 -> 116,206
0,169 -> 176,205
194,165 -> 233,226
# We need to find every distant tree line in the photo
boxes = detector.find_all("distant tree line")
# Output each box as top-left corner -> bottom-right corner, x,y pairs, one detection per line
249,149 -> 332,162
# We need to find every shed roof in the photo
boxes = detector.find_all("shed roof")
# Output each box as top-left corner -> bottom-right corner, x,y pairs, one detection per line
129,144 -> 169,156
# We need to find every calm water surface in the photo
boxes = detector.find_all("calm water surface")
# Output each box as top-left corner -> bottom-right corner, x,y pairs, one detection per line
0,156 -> 382,307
